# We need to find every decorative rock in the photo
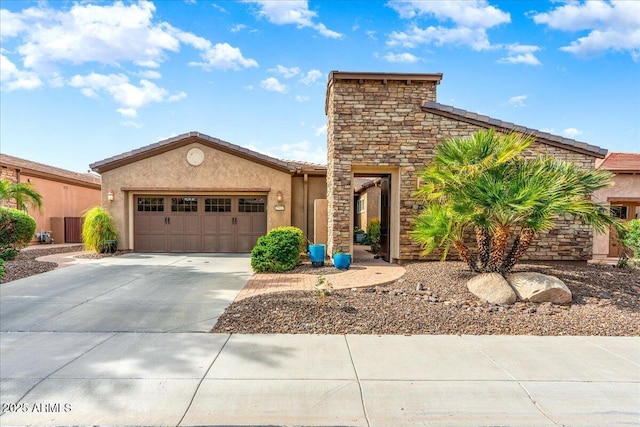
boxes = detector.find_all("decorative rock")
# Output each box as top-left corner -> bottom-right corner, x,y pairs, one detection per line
507,272 -> 572,304
467,273 -> 517,305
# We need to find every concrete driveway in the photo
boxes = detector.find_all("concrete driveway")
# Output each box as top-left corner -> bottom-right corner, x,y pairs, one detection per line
0,253 -> 253,332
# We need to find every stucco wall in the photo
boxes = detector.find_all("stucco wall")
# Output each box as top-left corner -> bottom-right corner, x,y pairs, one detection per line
592,173 -> 640,258
356,186 -> 381,232
291,175 -> 327,243
22,174 -> 101,242
100,142 -> 292,250
327,76 -> 600,262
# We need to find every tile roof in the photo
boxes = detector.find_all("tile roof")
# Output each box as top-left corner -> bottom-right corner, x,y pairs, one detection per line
422,101 -> 608,158
596,152 -> 640,172
0,153 -> 101,187
90,131 -> 299,173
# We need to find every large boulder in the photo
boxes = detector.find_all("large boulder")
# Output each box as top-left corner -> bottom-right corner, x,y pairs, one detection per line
507,272 -> 572,304
467,273 -> 516,305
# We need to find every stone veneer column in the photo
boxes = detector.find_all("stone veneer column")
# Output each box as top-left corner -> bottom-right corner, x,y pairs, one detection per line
326,73 -> 440,258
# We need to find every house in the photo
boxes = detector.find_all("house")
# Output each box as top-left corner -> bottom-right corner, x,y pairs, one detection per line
354,178 -> 381,233
592,153 -> 640,261
89,134 -> 326,253
92,71 -> 609,262
0,154 -> 102,243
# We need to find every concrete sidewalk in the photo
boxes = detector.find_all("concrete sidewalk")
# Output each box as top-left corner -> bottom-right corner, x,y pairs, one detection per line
1,333 -> 638,426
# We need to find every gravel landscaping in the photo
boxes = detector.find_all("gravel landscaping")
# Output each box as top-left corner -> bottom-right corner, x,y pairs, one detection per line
213,261 -> 640,336
0,246 -> 126,284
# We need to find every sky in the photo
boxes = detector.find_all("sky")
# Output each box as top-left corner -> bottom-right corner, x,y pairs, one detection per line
1,0 -> 639,174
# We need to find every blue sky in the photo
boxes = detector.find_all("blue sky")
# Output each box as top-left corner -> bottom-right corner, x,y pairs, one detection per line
1,0 -> 639,173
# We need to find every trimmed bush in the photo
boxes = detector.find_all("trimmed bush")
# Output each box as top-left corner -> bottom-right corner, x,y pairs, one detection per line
366,217 -> 381,253
0,207 -> 36,260
82,207 -> 118,253
251,226 -> 304,273
0,258 -> 4,279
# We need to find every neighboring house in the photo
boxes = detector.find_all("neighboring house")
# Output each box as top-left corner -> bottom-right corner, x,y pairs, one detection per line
592,153 -> 640,261
354,178 -> 381,232
92,71 -> 610,262
0,154 -> 102,244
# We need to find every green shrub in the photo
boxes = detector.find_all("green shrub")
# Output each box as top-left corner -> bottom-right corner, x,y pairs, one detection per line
82,207 -> 118,253
251,226 -> 304,273
0,207 -> 36,260
366,218 -> 381,253
0,258 -> 5,279
622,219 -> 640,260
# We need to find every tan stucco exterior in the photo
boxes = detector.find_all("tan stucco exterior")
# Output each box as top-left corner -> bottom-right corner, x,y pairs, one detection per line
1,154 -> 101,243
593,173 -> 640,259
99,141 -> 293,250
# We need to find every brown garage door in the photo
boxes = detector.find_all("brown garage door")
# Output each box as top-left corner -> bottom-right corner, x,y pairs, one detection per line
134,196 -> 267,253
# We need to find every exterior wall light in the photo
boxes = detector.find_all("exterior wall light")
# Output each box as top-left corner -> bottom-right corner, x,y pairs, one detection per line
276,191 -> 283,203
107,189 -> 115,202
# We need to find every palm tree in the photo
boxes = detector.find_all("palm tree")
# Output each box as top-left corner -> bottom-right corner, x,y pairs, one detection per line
411,129 -> 616,275
0,179 -> 43,211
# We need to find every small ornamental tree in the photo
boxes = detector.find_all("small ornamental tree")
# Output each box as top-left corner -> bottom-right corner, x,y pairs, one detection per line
410,129 -> 617,275
82,207 -> 118,253
0,179 -> 43,211
366,218 -> 381,253
0,207 -> 37,260
616,219 -> 640,267
250,226 -> 304,273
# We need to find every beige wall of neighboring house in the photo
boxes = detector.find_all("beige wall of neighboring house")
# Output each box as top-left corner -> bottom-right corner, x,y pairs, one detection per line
1,154 -> 101,244
592,153 -> 640,260
355,181 -> 381,232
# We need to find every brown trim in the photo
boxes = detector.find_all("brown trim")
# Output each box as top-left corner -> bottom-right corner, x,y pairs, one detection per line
328,71 -> 443,84
121,187 -> 271,193
608,198 -> 640,203
20,169 -> 101,190
91,133 -> 296,174
422,107 -> 606,158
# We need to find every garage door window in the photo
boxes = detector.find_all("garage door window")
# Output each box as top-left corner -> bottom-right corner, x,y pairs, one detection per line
239,197 -> 266,213
172,197 -> 198,212
205,198 -> 232,212
138,197 -> 164,212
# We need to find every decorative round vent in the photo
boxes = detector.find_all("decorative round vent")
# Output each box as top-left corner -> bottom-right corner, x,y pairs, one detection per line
187,148 -> 204,166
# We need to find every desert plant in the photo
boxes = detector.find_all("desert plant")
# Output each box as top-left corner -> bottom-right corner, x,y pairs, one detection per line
0,179 -> 43,211
0,207 -> 36,260
411,129 -> 616,275
82,207 -> 118,253
314,274 -> 333,306
250,226 -> 304,273
366,218 -> 381,253
616,219 -> 640,267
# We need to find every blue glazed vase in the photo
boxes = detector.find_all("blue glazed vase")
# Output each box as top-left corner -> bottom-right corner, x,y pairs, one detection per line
308,244 -> 326,267
333,253 -> 352,270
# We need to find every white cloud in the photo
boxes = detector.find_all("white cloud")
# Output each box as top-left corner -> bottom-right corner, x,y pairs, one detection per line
499,44 -> 542,65
533,1 -> 640,61
383,52 -> 419,63
300,69 -> 322,85
276,140 -> 327,164
315,124 -> 327,136
563,127 -> 583,139
122,120 -> 143,128
0,54 -> 42,91
0,8 -> 27,39
387,0 -> 510,51
295,95 -> 310,102
2,0 -> 257,80
139,70 -> 162,79
260,77 -> 287,93
189,42 -> 258,70
230,24 -> 247,33
507,95 -> 527,107
69,72 -> 186,115
117,107 -> 138,118
366,30 -> 377,41
269,65 -> 301,78
246,1 -> 343,39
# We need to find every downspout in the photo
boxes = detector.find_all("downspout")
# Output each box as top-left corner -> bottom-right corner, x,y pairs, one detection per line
303,173 -> 308,240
